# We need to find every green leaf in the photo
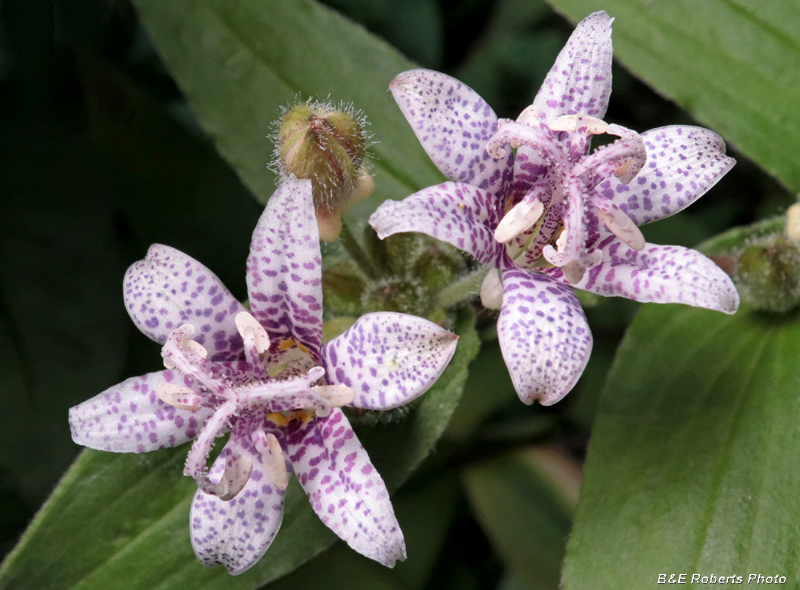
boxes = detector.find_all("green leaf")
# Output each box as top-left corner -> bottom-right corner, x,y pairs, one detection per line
463,447 -> 581,590
130,0 -> 444,213
561,304 -> 800,589
0,308 -> 478,590
546,0 -> 800,191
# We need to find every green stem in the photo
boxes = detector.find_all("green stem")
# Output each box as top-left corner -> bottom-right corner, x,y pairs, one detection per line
437,267 -> 490,308
339,219 -> 379,279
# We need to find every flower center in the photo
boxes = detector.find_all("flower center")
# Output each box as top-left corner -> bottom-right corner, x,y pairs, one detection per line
486,112 -> 648,283
154,312 -> 355,500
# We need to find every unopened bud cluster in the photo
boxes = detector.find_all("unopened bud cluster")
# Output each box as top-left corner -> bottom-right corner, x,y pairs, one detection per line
274,101 -> 373,241
733,205 -> 800,313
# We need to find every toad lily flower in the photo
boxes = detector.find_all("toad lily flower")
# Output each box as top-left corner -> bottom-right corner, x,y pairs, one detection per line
370,11 -> 738,406
69,176 -> 459,575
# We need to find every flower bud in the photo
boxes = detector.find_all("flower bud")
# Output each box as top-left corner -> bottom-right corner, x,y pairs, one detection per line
735,236 -> 800,313
276,102 -> 373,241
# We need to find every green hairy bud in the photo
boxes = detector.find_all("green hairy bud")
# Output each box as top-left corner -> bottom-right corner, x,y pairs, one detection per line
275,101 -> 373,241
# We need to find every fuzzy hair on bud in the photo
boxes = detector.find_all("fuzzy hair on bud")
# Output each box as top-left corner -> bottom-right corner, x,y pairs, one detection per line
272,100 -> 373,241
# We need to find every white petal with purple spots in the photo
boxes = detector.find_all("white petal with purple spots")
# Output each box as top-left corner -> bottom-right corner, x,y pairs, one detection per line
370,182 -> 509,269
498,270 -> 592,405
390,69 -> 511,192
68,371 -> 213,453
247,176 -> 324,354
123,244 -> 247,361
286,409 -> 405,567
532,11 -> 614,122
552,239 -> 740,313
596,126 -> 735,226
321,312 -> 459,410
190,441 -> 285,575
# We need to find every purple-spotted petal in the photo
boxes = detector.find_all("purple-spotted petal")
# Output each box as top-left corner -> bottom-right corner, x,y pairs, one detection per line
123,244 -> 247,361
68,371 -> 213,453
596,126 -> 735,226
532,11 -> 614,122
369,182 -> 509,269
190,440 -> 285,575
550,239 -> 740,314
247,176 -> 324,354
390,69 -> 511,191
321,312 -> 459,410
497,270 -> 592,405
286,409 -> 405,567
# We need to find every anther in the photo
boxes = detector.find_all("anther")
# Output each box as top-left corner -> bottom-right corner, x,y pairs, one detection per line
156,382 -> 204,411
312,384 -> 356,407
216,454 -> 254,501
494,198 -> 544,243
255,432 -> 289,490
480,269 -> 504,310
547,115 -> 608,135
516,105 -> 541,126
596,205 -> 645,251
235,312 -> 271,354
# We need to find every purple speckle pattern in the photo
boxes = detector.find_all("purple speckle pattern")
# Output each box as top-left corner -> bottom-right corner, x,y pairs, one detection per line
549,240 -> 740,313
390,69 -> 510,192
532,11 -> 614,122
285,409 -> 405,567
190,441 -> 285,575
321,312 -> 459,410
369,182 -> 510,269
123,244 -> 247,361
596,126 -> 736,226
247,176 -> 324,353
370,12 -> 738,405
68,371 -> 213,452
69,172 -> 467,573
497,270 -> 592,406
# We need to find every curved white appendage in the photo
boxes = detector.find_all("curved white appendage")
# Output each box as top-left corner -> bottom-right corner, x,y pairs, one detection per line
156,382 -> 204,411
254,431 -> 289,490
495,198 -> 545,244
481,269 -> 504,310
547,114 -> 609,135
235,311 -> 271,354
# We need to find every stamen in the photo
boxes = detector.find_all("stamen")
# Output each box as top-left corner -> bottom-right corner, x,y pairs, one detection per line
312,384 -> 356,407
516,105 -> 541,126
156,382 -> 204,411
215,454 -> 253,501
548,115 -> 608,135
254,432 -> 289,490
235,312 -> 271,354
555,227 -> 569,252
613,159 -> 632,179
182,338 -> 208,358
596,205 -> 645,251
494,198 -> 544,243
480,269 -> 504,310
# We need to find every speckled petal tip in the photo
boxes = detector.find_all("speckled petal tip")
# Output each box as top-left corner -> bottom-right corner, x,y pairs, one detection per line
123,244 -> 247,361
554,240 -> 740,314
287,409 -> 406,567
369,182 -> 508,269
321,312 -> 459,410
68,371 -> 213,453
190,443 -> 285,575
596,126 -> 735,226
390,69 -> 510,190
532,11 -> 614,122
497,270 -> 592,405
247,176 -> 324,354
